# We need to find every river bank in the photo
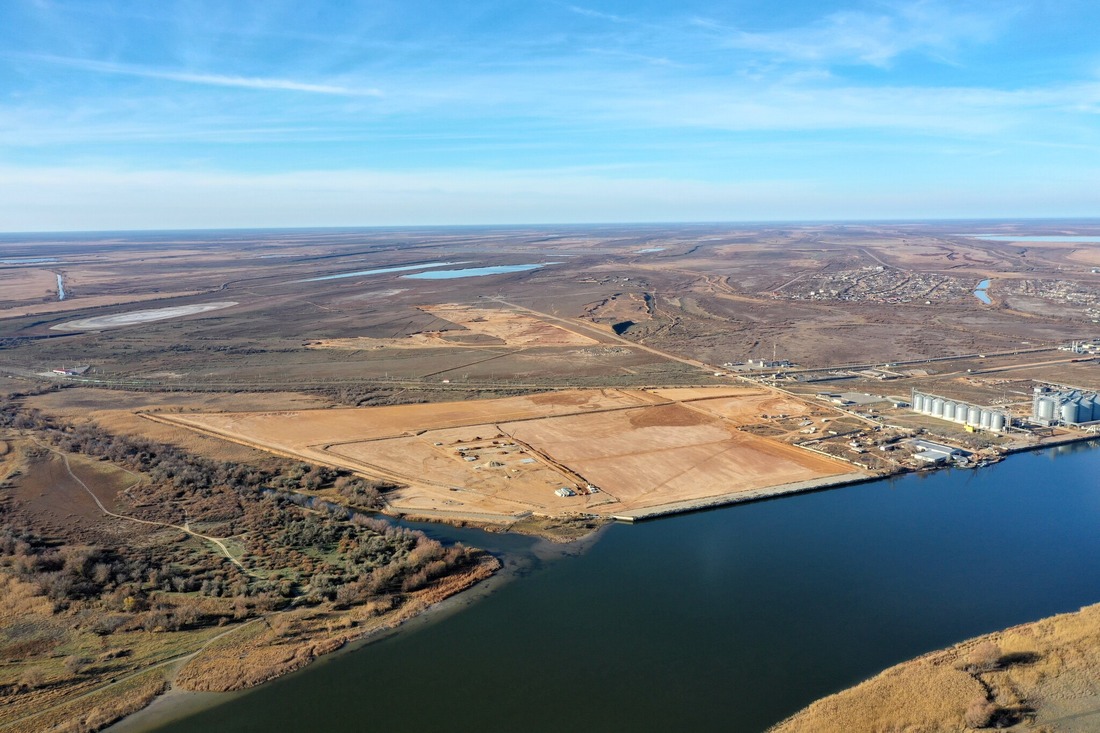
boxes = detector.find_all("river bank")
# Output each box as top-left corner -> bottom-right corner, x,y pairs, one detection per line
771,601 -> 1100,732
108,522 -> 605,732
136,441 -> 1100,733
3,557 -> 500,733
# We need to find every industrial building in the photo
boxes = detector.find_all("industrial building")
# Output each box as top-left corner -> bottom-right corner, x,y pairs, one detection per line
908,439 -> 966,465
1031,386 -> 1100,426
910,390 -> 1009,432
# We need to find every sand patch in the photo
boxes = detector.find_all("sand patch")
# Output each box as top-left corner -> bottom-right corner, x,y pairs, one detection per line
50,301 -> 238,331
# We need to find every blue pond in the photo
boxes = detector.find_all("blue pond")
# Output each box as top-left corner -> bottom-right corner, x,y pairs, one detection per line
974,278 -> 991,304
402,263 -> 552,279
298,262 -> 464,282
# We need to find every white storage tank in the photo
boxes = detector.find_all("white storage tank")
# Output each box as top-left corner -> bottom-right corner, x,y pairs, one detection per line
931,398 -> 944,417
1037,397 -> 1056,422
943,401 -> 956,420
979,409 -> 992,429
990,412 -> 1006,431
1062,400 -> 1083,425
913,393 -> 926,412
967,406 -> 982,425
954,404 -> 969,423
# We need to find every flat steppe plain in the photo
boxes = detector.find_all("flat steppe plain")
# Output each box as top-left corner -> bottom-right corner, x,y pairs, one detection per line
156,386 -> 863,521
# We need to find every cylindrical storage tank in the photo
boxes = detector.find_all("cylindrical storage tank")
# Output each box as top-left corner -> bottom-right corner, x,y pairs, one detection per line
955,404 -> 969,423
979,409 -> 991,428
913,393 -> 926,412
1038,397 -> 1056,422
943,401 -> 956,420
931,398 -> 944,417
920,394 -> 932,414
1062,400 -> 1082,425
990,412 -> 1006,431
967,406 -> 982,425
1086,395 -> 1100,422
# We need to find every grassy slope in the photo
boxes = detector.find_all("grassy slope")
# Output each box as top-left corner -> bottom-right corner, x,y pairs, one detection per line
771,603 -> 1100,733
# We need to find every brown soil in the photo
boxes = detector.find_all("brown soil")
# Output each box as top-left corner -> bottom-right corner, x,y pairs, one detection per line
628,402 -> 712,428
6,447 -> 145,544
156,387 -> 857,521
0,268 -> 59,304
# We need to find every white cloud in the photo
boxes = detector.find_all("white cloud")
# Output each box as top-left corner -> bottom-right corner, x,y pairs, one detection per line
20,54 -> 382,96
696,1 -> 1005,67
567,5 -> 633,24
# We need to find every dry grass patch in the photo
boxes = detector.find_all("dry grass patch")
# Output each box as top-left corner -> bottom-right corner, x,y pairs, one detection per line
772,602 -> 1100,733
177,556 -> 499,692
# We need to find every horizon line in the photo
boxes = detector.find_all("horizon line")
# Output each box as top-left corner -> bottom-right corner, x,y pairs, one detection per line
3,216 -> 1100,237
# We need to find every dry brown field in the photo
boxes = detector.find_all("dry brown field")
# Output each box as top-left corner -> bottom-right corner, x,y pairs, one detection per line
155,387 -> 860,521
311,303 -> 599,349
0,268 -> 60,304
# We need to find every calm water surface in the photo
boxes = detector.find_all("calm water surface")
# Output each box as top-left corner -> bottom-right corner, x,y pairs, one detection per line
297,261 -> 465,282
974,279 -> 991,304
402,263 -> 552,279
141,442 -> 1100,733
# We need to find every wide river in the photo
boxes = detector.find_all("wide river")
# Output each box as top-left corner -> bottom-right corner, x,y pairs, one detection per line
128,441 -> 1100,733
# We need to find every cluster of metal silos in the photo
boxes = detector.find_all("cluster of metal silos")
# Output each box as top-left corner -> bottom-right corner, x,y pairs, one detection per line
910,390 -> 1008,431
1032,387 -> 1100,425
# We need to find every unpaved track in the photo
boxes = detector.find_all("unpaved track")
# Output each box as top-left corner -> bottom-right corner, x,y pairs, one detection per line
0,617 -> 264,732
49,447 -> 250,574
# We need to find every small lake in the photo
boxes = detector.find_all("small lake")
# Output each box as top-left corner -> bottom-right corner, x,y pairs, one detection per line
135,442 -> 1100,733
0,257 -> 58,264
974,278 -> 991,304
966,235 -> 1100,243
402,263 -> 553,280
56,273 -> 65,301
297,262 -> 465,282
636,247 -> 666,253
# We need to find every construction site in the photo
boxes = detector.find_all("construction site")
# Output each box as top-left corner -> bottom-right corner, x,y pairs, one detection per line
153,386 -> 867,523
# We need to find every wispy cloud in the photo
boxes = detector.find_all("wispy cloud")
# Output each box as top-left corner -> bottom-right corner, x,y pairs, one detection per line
19,54 -> 382,96
695,1 -> 1005,67
567,5 -> 632,24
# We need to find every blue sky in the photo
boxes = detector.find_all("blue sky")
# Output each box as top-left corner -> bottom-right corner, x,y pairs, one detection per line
1,0 -> 1099,230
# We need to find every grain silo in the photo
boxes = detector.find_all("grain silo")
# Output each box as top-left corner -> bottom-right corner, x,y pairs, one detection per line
1086,395 -> 1100,422
1062,399 -> 1084,425
1037,397 -> 1056,423
989,412 -> 1006,431
979,409 -> 992,429
913,393 -> 927,413
931,397 -> 944,417
943,401 -> 956,420
967,406 -> 982,425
